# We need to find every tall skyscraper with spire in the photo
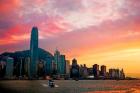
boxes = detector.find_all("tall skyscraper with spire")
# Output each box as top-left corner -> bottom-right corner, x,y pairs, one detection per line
29,27 -> 39,79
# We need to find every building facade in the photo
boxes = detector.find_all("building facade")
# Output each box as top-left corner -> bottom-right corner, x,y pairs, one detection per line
54,49 -> 66,75
100,65 -> 106,78
44,58 -> 53,75
59,55 -> 66,74
70,58 -> 79,79
79,64 -> 88,78
65,60 -> 70,75
93,64 -> 100,78
30,27 -> 39,79
54,49 -> 60,74
5,57 -> 14,79
109,68 -> 120,79
24,57 -> 30,77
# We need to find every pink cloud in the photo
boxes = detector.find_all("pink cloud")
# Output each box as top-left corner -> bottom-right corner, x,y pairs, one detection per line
0,0 -> 140,55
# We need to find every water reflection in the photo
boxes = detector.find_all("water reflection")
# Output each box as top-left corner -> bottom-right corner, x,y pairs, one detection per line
0,80 -> 140,93
85,88 -> 140,93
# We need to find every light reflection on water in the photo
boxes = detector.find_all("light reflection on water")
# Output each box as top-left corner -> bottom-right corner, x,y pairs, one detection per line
80,80 -> 140,93
85,88 -> 140,93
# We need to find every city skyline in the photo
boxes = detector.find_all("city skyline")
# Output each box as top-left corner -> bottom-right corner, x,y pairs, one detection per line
0,27 -> 126,80
0,0 -> 140,78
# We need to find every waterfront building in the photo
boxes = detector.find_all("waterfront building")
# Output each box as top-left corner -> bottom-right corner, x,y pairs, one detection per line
24,57 -> 30,77
54,49 -> 66,75
93,64 -> 100,78
109,68 -> 120,79
80,64 -> 88,78
52,60 -> 57,75
38,60 -> 44,77
65,60 -> 70,75
100,65 -> 107,78
44,59 -> 52,75
59,55 -> 66,74
30,27 -> 39,79
0,63 -> 2,77
70,58 -> 79,79
5,57 -> 14,79
87,68 -> 93,75
119,69 -> 125,79
54,49 -> 61,74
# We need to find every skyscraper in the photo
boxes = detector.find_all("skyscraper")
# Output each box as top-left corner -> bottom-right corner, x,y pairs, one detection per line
65,60 -> 70,75
54,49 -> 60,74
93,64 -> 99,78
71,58 -> 79,79
119,69 -> 125,79
59,55 -> 66,74
52,60 -> 57,75
24,57 -> 30,77
29,27 -> 39,79
109,68 -> 120,79
38,60 -> 44,77
5,57 -> 14,79
79,64 -> 88,78
100,65 -> 106,77
54,49 -> 66,75
44,58 -> 53,75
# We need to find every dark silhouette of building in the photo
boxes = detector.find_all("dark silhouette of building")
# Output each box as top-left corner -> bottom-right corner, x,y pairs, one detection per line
52,61 -> 57,75
109,68 -> 119,79
0,61 -> 6,78
5,57 -> 14,79
0,61 -> 6,79
30,27 -> 39,79
38,60 -> 44,77
100,65 -> 106,78
79,64 -> 88,79
0,63 -> 2,77
93,64 -> 99,78
65,60 -> 70,77
24,57 -> 30,78
87,68 -> 93,75
120,69 -> 125,79
0,26 -> 126,80
70,58 -> 79,79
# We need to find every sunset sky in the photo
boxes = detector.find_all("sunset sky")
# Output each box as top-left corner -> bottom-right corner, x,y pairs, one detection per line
0,0 -> 140,78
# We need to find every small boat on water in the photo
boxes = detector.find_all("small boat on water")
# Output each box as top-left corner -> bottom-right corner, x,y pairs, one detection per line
48,80 -> 55,88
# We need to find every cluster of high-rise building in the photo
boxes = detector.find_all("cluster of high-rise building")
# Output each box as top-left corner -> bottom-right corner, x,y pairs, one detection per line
91,64 -> 125,79
0,27 -> 125,80
109,68 -> 125,79
70,60 -> 125,80
0,27 -> 71,79
0,57 -> 14,79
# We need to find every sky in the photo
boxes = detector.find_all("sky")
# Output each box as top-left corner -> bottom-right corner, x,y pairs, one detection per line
0,0 -> 140,78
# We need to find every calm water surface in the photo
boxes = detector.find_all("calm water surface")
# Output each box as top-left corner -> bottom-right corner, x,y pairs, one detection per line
0,80 -> 140,93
